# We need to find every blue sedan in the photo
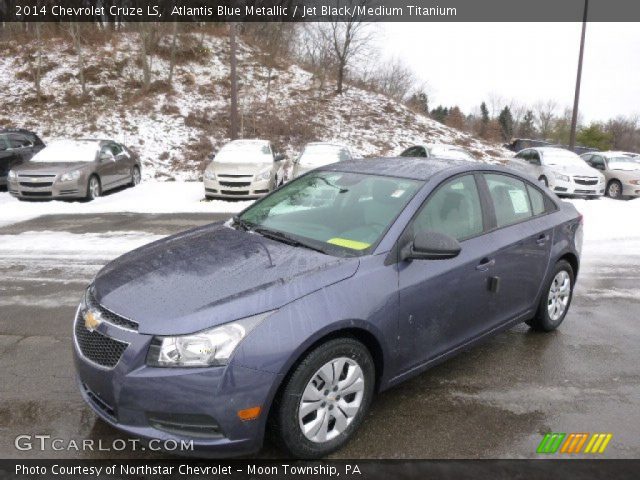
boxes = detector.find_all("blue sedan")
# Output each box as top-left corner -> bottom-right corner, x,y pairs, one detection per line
73,157 -> 582,458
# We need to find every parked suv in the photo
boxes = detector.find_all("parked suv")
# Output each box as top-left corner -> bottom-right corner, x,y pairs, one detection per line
8,139 -> 141,201
581,151 -> 640,199
509,147 -> 604,198
0,128 -> 45,187
204,139 -> 286,199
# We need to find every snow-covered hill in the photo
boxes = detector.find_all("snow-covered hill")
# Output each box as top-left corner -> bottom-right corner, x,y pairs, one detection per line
1,30 -> 509,181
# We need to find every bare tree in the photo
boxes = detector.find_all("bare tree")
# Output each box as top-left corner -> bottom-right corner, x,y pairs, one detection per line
367,57 -> 417,101
67,23 -> 87,96
487,92 -> 505,118
138,23 -> 159,89
167,21 -> 178,85
297,24 -> 334,90
33,22 -> 42,102
534,99 -> 558,140
606,116 -> 640,151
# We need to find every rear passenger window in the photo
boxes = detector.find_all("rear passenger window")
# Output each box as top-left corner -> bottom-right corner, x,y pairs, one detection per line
412,175 -> 483,241
485,174 -> 532,227
527,184 -> 545,216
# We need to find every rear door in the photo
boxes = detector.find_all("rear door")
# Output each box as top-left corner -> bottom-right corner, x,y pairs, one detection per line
479,173 -> 554,325
109,142 -> 131,182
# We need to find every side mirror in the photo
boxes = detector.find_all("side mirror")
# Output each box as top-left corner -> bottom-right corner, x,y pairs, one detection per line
403,230 -> 461,261
99,152 -> 115,162
274,153 -> 285,162
208,153 -> 215,161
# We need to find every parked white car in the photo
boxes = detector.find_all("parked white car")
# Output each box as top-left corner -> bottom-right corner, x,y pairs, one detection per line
203,139 -> 286,200
399,143 -> 476,161
291,142 -> 354,179
581,151 -> 640,199
509,147 -> 605,198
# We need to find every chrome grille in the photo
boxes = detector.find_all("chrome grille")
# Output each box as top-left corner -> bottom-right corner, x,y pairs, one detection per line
74,310 -> 128,368
86,289 -> 138,331
218,181 -> 251,188
574,177 -> 598,186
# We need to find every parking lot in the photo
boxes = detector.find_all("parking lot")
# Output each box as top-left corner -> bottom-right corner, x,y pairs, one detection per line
0,208 -> 639,459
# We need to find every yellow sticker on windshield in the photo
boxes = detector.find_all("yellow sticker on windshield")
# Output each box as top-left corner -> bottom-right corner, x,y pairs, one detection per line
327,238 -> 371,250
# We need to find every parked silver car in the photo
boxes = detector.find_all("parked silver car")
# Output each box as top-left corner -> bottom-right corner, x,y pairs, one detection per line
509,147 -> 604,198
291,142 -> 353,178
399,143 -> 477,161
8,139 -> 141,201
203,139 -> 286,199
581,151 -> 640,199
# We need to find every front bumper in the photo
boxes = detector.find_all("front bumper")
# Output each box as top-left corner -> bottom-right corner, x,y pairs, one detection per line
621,181 -> 640,197
203,177 -> 271,199
548,176 -> 604,197
8,176 -> 85,199
73,308 -> 280,456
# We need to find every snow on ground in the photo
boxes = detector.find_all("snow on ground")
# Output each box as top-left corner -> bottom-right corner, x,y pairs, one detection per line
0,181 -> 251,227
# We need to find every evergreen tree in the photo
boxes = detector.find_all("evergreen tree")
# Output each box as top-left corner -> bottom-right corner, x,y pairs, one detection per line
430,105 -> 449,124
519,110 -> 536,138
479,101 -> 490,138
498,106 -> 514,141
576,123 -> 613,150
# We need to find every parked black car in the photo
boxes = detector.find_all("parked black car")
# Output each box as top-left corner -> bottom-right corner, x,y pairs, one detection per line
0,129 -> 45,187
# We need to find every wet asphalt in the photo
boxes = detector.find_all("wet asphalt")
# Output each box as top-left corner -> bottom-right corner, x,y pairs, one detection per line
0,213 -> 638,459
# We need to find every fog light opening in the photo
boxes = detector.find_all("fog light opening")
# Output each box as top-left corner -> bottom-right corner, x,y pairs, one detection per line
237,406 -> 261,421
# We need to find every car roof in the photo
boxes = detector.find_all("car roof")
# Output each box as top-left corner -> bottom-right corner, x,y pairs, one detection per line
226,139 -> 269,147
318,156 -> 477,181
598,150 -> 638,158
304,142 -> 348,149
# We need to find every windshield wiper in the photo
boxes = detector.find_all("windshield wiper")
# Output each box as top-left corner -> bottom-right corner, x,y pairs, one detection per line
232,215 -> 253,231
253,227 -> 327,254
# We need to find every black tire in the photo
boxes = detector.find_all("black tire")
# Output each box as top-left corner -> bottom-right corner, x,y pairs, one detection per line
129,166 -> 141,187
538,176 -> 548,187
527,260 -> 575,332
270,337 -> 375,458
606,179 -> 622,199
86,175 -> 101,201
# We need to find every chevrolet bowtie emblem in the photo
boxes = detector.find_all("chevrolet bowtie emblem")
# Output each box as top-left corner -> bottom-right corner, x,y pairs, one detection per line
84,310 -> 102,332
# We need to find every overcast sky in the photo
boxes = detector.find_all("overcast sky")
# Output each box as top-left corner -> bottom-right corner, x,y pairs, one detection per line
380,22 -> 640,123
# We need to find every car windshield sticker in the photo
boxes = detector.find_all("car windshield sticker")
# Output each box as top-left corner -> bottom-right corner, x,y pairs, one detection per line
327,238 -> 371,250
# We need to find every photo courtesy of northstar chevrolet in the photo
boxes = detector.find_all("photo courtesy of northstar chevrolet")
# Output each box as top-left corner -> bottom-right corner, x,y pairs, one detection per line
73,156 -> 582,458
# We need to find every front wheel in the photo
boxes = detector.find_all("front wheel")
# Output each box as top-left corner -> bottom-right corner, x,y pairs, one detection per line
606,180 -> 622,199
270,338 -> 375,458
527,260 -> 574,332
130,166 -> 141,187
86,175 -> 101,201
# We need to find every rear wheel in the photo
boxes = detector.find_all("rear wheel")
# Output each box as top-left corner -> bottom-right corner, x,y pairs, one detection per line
86,175 -> 101,201
270,338 -> 375,458
527,260 -> 574,331
606,179 -> 622,199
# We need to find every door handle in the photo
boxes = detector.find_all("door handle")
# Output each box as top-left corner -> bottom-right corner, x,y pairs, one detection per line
536,234 -> 549,246
476,258 -> 495,271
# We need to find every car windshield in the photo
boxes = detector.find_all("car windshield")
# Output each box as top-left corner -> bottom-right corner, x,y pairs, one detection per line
542,151 -> 586,167
299,145 -> 349,166
608,157 -> 640,170
215,142 -> 272,164
30,142 -> 98,163
238,171 -> 422,257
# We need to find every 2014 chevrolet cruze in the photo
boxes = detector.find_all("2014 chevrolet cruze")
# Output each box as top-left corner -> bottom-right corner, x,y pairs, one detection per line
74,157 -> 582,458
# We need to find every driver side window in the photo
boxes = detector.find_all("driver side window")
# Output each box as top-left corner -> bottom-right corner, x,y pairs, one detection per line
411,175 -> 484,241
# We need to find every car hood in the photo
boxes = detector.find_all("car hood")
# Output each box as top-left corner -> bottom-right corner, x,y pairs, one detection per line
547,164 -> 601,177
93,223 -> 359,335
14,161 -> 89,175
210,160 -> 273,177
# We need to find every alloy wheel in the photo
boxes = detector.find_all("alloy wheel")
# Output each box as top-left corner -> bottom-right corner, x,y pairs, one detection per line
298,357 -> 365,443
608,182 -> 620,198
89,177 -> 100,199
547,270 -> 571,321
132,167 -> 141,185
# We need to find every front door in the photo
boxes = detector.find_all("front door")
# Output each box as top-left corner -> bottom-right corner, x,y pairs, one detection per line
397,174 -> 497,371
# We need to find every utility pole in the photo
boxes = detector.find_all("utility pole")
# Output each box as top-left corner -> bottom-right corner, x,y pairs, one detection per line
229,22 -> 239,140
569,0 -> 588,150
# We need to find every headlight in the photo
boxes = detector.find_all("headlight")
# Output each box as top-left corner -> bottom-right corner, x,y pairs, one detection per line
255,169 -> 271,181
554,173 -> 570,182
146,311 -> 273,367
204,170 -> 216,180
629,179 -> 640,186
7,170 -> 17,179
60,170 -> 82,182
